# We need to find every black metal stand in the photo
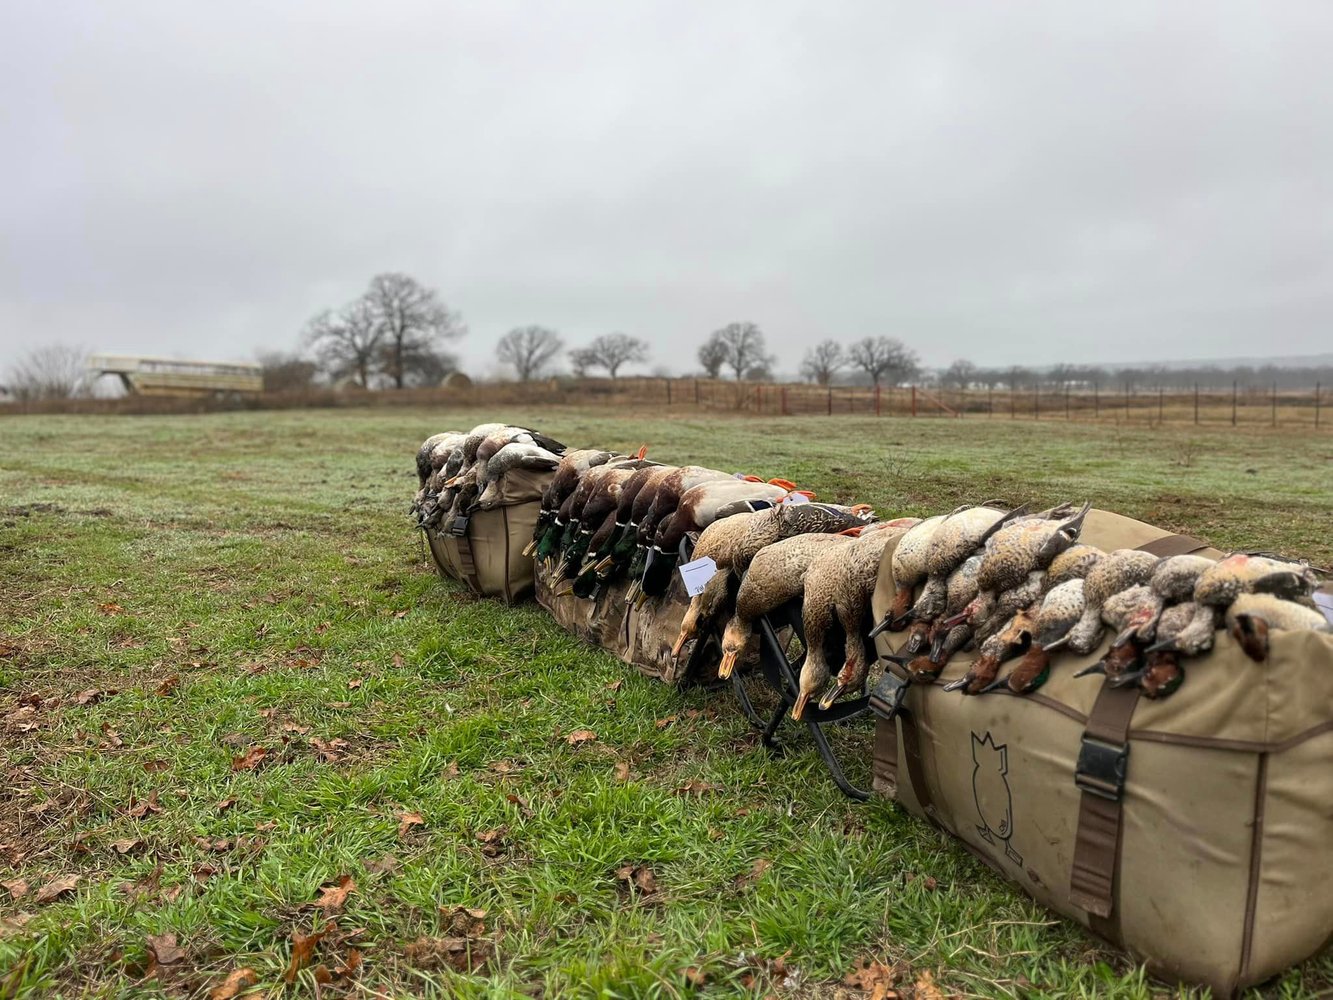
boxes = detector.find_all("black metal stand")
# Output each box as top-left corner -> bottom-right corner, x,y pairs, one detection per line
729,597 -> 872,801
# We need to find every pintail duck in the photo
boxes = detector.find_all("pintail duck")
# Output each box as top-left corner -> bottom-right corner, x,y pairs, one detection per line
870,514 -> 950,635
988,577 -> 1086,694
717,533 -> 852,679
798,523 -> 911,717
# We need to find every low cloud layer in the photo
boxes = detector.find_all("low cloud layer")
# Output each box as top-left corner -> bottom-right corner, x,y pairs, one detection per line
3,1 -> 1331,377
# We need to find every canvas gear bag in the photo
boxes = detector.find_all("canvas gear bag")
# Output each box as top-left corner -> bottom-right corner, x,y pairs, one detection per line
868,508 -> 1333,996
535,573 -> 636,660
426,467 -> 550,604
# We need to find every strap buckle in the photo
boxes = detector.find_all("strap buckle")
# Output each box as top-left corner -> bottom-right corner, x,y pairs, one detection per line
869,670 -> 910,721
448,514 -> 470,538
1075,735 -> 1129,801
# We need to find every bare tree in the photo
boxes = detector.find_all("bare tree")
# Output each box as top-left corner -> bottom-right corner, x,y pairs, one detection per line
365,272 -> 465,389
705,321 -> 772,380
257,351 -> 319,392
697,336 -> 728,378
4,344 -> 88,400
848,336 -> 920,387
569,332 -> 649,378
497,325 -> 563,381
941,359 -> 977,390
304,299 -> 382,387
1003,365 -> 1032,391
799,340 -> 846,385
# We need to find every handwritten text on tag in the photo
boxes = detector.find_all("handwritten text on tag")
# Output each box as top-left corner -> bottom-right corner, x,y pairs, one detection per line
678,556 -> 718,597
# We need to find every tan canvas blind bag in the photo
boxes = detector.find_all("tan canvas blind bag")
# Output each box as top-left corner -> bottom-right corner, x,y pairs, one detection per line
426,467 -> 550,604
868,508 -> 1333,996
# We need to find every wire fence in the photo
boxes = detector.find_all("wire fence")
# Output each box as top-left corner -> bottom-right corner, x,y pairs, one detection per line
5,376 -> 1327,430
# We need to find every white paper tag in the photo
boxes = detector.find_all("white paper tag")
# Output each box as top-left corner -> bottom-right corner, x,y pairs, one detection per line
678,556 -> 718,596
782,493 -> 810,505
1315,590 -> 1333,626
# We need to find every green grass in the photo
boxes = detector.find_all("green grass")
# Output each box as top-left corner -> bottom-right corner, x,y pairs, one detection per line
1,406 -> 1330,999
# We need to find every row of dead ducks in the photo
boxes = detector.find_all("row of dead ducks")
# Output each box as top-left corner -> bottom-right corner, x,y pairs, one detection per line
414,431 -> 1329,714
872,504 -> 1328,703
411,424 -> 568,533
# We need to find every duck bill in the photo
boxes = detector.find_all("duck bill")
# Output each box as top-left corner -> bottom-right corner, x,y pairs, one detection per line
867,615 -> 895,639
717,650 -> 738,679
670,629 -> 692,661
791,690 -> 811,720
817,682 -> 847,711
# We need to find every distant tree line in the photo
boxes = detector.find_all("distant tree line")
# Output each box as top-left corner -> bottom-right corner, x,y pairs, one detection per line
6,278 -> 1333,400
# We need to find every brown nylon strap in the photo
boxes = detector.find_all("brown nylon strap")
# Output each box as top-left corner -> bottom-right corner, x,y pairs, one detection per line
899,707 -> 936,820
1069,676 -> 1141,934
1135,532 -> 1210,557
454,530 -> 484,595
871,716 -> 898,798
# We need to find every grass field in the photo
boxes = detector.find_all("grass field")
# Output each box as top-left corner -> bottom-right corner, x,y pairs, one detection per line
1,407 -> 1330,999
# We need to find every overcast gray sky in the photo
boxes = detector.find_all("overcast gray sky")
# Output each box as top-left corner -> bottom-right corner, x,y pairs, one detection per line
3,1 -> 1332,378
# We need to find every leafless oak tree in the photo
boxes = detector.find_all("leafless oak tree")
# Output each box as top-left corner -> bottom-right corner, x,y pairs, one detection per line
697,337 -> 727,378
941,359 -> 977,390
366,272 -> 465,388
303,299 -> 382,388
799,340 -> 846,385
569,333 -> 649,379
497,325 -> 564,381
4,344 -> 88,400
848,336 -> 920,387
703,321 -> 772,381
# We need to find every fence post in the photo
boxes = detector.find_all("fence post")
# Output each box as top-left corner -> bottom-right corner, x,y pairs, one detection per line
1194,383 -> 1199,425
694,379 -> 700,406
910,384 -> 916,417
1094,381 -> 1099,419
666,379 -> 672,405
781,385 -> 788,416
1317,382 -> 1323,428
988,384 -> 993,418
1272,382 -> 1277,427
1158,386 -> 1163,425
1010,385 -> 1016,419
827,385 -> 832,416
1065,385 -> 1070,420
1124,381 -> 1130,422
876,384 -> 882,417
1034,383 -> 1039,419
756,383 -> 762,413
1232,381 -> 1238,426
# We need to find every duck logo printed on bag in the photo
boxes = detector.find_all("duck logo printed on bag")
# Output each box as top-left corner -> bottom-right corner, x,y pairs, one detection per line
970,731 -> 1023,867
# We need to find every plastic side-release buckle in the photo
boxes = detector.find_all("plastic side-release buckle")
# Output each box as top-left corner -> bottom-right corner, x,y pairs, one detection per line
1074,736 -> 1129,801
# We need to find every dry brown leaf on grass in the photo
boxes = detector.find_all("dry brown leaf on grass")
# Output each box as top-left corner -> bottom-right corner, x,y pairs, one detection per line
566,729 -> 597,745
284,922 -> 333,983
475,827 -> 508,857
613,761 -> 632,781
914,969 -> 946,1000
2,878 -> 29,900
346,678 -> 363,690
110,838 -> 142,855
606,679 -> 623,692
844,957 -> 902,998
314,874 -> 356,913
33,873 -> 79,904
614,864 -> 657,894
505,793 -> 533,818
97,602 -> 124,615
441,906 -> 487,937
142,759 -> 170,773
231,746 -> 269,771
208,967 -> 257,999
216,797 -> 237,813
732,858 -> 772,890
145,932 -> 185,967
73,688 -> 102,706
311,737 -> 349,762
397,811 -> 424,839
683,966 -> 708,986
364,855 -> 398,875
126,790 -> 162,818
655,715 -> 677,729
155,675 -> 180,697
